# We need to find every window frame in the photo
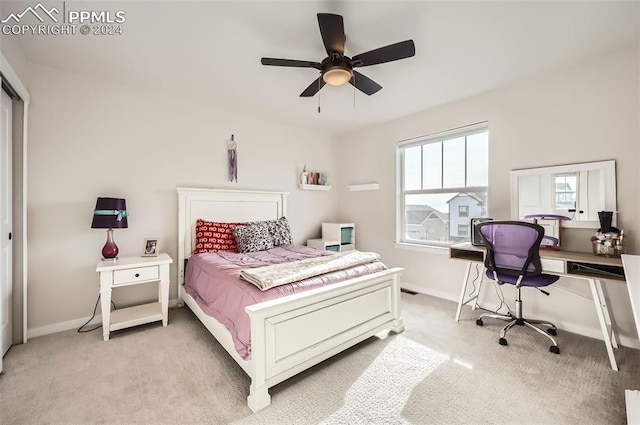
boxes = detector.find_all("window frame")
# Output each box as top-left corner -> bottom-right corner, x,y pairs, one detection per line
396,122 -> 489,248
457,224 -> 470,237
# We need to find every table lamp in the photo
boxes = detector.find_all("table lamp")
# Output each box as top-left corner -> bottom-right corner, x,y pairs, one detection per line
91,197 -> 128,260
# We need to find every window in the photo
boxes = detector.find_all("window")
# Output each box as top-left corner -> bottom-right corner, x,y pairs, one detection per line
554,173 -> 577,212
397,122 -> 489,246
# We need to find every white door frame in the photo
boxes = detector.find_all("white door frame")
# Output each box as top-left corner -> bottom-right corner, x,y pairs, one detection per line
1,53 -> 30,344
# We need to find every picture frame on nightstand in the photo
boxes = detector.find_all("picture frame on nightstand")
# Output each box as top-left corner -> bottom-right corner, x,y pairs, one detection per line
142,238 -> 159,257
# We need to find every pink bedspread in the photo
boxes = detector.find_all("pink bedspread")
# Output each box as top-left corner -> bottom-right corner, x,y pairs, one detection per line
184,244 -> 387,360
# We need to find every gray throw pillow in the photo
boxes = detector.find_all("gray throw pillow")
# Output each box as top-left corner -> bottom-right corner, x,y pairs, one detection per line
233,222 -> 274,253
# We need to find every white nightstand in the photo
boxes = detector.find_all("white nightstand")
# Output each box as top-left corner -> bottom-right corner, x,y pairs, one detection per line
96,253 -> 173,341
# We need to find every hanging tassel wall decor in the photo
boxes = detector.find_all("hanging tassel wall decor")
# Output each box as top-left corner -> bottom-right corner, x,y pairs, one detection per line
227,134 -> 238,182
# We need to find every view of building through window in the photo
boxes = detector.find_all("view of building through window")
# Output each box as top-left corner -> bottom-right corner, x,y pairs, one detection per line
398,124 -> 489,245
555,174 -> 577,212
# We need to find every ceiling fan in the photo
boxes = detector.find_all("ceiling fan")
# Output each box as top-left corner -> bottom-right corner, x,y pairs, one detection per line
261,13 -> 415,97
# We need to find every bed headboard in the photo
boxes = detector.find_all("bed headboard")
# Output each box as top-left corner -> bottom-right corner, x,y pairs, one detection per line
177,188 -> 288,286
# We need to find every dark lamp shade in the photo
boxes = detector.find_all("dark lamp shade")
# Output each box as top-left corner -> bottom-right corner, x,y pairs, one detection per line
91,197 -> 128,229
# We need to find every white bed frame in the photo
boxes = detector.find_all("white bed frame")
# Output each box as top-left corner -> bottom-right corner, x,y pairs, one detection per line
177,187 -> 404,412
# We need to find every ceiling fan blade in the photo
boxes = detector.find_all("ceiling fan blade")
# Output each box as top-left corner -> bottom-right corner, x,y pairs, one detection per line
317,13 -> 345,55
261,58 -> 322,69
350,71 -> 382,96
352,40 -> 415,67
300,77 -> 326,97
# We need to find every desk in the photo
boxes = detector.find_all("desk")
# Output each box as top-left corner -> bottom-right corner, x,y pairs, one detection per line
450,242 -> 626,371
621,255 -> 640,345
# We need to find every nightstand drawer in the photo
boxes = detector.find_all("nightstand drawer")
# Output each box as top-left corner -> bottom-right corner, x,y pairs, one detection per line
113,265 -> 159,285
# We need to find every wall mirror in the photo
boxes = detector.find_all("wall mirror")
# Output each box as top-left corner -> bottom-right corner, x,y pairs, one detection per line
510,160 -> 616,229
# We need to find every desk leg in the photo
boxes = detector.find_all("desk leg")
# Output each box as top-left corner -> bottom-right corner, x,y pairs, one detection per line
594,279 -> 619,348
589,278 -> 618,371
472,265 -> 485,311
455,261 -> 472,322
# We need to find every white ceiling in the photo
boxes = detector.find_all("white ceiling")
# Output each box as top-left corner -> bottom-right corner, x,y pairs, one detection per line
6,0 -> 639,135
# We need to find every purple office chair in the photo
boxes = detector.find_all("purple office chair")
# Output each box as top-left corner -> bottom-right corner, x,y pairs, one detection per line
476,221 -> 561,354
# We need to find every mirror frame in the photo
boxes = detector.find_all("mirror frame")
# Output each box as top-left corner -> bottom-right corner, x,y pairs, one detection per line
510,160 -> 616,229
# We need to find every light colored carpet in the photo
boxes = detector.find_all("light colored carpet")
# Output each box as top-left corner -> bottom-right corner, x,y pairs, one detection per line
1,293 -> 639,425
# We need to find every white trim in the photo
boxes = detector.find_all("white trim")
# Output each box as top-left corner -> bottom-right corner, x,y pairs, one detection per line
1,52 -> 29,344
28,315 -> 103,339
394,242 -> 449,256
27,298 -> 181,339
397,121 -> 488,149
21,106 -> 27,343
0,54 -> 30,105
401,281 -> 458,302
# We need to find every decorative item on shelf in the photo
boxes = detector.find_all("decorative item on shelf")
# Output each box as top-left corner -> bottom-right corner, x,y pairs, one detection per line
227,134 -> 238,183
591,211 -> 624,257
142,238 -> 159,257
91,197 -> 129,260
299,167 -> 331,190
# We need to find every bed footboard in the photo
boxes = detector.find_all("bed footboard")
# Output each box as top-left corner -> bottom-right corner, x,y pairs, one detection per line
245,267 -> 404,412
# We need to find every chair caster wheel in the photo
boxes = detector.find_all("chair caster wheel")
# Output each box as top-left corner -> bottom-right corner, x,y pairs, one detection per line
476,319 -> 483,326
499,338 -> 508,346
547,328 -> 557,336
550,345 -> 560,354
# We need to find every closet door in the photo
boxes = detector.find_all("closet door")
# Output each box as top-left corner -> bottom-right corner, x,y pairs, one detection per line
1,88 -> 13,362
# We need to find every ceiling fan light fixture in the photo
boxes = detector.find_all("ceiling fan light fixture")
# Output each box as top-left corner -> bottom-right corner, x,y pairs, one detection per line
322,67 -> 352,86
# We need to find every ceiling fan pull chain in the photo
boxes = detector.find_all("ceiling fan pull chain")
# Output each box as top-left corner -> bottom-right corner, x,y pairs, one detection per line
318,77 -> 321,113
353,73 -> 356,109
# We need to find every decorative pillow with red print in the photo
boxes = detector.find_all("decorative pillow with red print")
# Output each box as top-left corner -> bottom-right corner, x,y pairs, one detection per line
194,219 -> 245,254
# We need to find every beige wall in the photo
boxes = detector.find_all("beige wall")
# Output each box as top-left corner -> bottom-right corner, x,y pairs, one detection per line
11,43 -> 640,347
1,34 -> 29,87
336,47 -> 640,347
26,63 -> 338,333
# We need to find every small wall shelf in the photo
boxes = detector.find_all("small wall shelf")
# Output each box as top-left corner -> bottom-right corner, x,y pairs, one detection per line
299,183 -> 332,191
347,183 -> 380,191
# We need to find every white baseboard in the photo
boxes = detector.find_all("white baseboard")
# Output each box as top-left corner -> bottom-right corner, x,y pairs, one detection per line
27,298 -> 181,340
401,281 -> 459,303
28,314 -> 103,339
400,282 -> 640,350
